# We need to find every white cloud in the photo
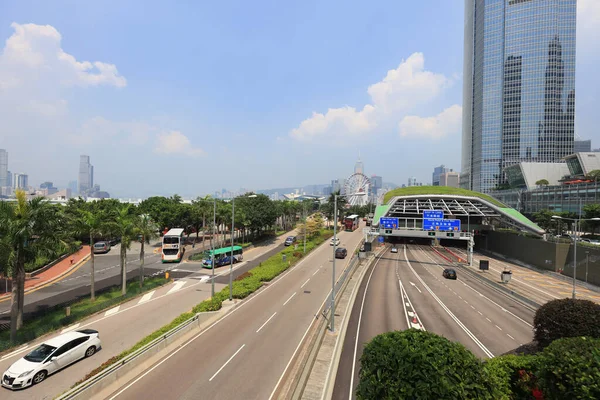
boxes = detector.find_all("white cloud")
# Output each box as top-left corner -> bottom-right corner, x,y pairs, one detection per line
290,53 -> 452,141
154,131 -> 204,157
0,22 -> 126,89
399,105 -> 462,139
578,0 -> 600,49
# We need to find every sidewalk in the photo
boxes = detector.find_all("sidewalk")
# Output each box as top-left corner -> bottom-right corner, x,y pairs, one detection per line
0,246 -> 91,300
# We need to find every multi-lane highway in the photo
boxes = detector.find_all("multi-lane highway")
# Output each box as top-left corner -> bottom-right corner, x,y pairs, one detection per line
102,225 -> 364,400
332,244 -> 536,399
0,232 -> 290,399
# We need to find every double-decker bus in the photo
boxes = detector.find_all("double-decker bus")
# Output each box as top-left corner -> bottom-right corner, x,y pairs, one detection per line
202,245 -> 244,269
161,228 -> 186,263
344,214 -> 360,232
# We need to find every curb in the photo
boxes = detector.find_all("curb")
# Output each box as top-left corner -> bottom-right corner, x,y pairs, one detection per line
0,253 -> 91,302
322,247 -> 385,400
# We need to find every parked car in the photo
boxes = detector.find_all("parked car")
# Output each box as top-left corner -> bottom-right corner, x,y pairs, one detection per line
92,241 -> 111,254
581,238 -> 600,245
330,237 -> 340,246
284,236 -> 296,246
442,268 -> 457,280
335,247 -> 347,259
2,329 -> 101,390
391,247 -> 398,253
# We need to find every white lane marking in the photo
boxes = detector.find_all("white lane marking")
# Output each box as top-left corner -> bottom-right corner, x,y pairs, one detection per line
409,281 -> 422,293
60,323 -> 81,334
0,345 -> 29,361
478,311 -> 483,316
418,247 -> 533,328
486,318 -> 492,323
301,278 -> 310,289
138,291 -> 155,304
507,333 -> 515,340
256,312 -> 277,333
458,296 -> 463,300
404,247 -> 494,359
283,292 -> 296,306
166,281 -> 186,295
348,253 -> 383,399
470,305 -> 475,310
208,344 -> 246,382
313,269 -> 319,276
105,306 -> 120,316
495,325 -> 503,331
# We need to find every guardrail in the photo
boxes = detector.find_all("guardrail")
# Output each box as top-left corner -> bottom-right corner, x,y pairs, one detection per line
55,312 -> 203,400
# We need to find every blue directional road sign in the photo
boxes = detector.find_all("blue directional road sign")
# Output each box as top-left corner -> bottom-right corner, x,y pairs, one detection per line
379,217 -> 399,229
378,236 -> 385,243
423,219 -> 461,231
423,210 -> 444,219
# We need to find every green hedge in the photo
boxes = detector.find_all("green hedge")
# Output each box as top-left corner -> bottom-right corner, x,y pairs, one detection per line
357,330 -> 497,400
533,298 -> 600,347
0,277 -> 169,352
536,337 -> 600,399
483,355 -> 540,400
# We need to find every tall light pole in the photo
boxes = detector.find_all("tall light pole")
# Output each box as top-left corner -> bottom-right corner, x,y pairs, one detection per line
229,196 -> 235,301
330,194 -> 338,332
303,201 -> 307,254
211,197 -> 216,297
552,214 -> 600,299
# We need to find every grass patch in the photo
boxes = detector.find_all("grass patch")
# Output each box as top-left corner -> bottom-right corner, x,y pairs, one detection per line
383,186 -> 505,207
0,276 -> 170,353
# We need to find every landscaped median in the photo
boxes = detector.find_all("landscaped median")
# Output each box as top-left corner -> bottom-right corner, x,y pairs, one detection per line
0,276 -> 170,353
68,229 -> 334,391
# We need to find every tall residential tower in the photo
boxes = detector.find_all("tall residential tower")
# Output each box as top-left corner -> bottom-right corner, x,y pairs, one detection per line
461,0 -> 576,192
78,155 -> 94,195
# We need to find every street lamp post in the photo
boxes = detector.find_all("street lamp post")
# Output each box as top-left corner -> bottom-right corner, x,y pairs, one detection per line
586,251 -> 590,284
330,195 -> 338,332
552,214 -> 600,299
303,201 -> 307,254
211,197 -> 216,297
229,196 -> 235,301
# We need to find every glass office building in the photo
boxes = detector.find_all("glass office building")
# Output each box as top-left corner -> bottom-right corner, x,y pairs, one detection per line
461,0 -> 577,193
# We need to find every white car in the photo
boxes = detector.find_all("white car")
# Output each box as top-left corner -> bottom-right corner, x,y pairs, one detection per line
391,247 -> 398,253
330,237 -> 340,246
2,329 -> 101,390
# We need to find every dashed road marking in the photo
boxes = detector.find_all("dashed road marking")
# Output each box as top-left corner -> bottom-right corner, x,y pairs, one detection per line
60,323 -> 80,334
486,317 -> 492,323
105,306 -> 120,316
495,325 -> 503,331
301,278 -> 310,289
138,290 -> 155,304
167,281 -> 186,295
507,333 -> 515,340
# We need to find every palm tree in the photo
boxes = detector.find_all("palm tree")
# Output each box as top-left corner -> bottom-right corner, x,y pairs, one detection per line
72,209 -> 106,301
0,190 -> 63,341
135,214 -> 159,288
114,205 -> 137,295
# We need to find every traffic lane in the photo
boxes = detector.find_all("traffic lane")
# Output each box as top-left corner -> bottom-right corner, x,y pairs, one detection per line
422,247 -> 537,330
449,247 -> 562,305
332,250 -> 407,400
106,229 -> 363,400
178,229 -> 366,400
397,247 -> 492,359
408,246 -> 532,355
0,278 -> 227,400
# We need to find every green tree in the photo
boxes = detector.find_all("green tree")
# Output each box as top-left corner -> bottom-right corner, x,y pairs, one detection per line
0,190 -> 66,341
583,203 -> 600,234
585,169 -> 600,182
356,329 -> 496,399
71,208 -> 107,301
114,204 -> 137,295
135,214 -> 159,287
532,209 -> 558,232
535,179 -> 549,187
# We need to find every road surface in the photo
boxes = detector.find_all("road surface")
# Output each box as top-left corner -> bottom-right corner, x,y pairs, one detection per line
103,226 -> 364,400
332,244 -> 535,399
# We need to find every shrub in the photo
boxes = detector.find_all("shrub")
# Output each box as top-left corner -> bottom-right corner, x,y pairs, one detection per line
533,298 -> 600,347
193,297 -> 222,312
356,329 -> 496,400
483,354 -> 540,400
536,337 -> 600,400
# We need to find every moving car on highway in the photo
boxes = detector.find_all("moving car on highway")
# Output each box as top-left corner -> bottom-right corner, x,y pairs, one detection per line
2,329 -> 101,390
330,237 -> 340,246
335,247 -> 347,259
391,247 -> 398,253
284,236 -> 296,246
442,268 -> 457,280
92,241 -> 111,254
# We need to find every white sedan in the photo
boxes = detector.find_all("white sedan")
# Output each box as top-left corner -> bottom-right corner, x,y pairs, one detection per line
330,237 -> 340,246
2,329 -> 101,390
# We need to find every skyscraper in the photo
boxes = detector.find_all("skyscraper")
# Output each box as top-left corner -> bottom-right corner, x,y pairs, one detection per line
13,173 -> 28,190
0,149 -> 7,188
461,0 -> 576,192
432,165 -> 451,186
78,155 -> 94,195
354,156 -> 364,175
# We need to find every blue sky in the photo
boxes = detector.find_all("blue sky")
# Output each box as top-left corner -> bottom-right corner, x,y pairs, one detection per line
0,0 -> 598,198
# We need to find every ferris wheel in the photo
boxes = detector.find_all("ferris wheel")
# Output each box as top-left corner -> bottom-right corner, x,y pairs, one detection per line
344,173 -> 371,206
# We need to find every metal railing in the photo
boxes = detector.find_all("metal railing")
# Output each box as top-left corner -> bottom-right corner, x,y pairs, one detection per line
55,313 -> 203,399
